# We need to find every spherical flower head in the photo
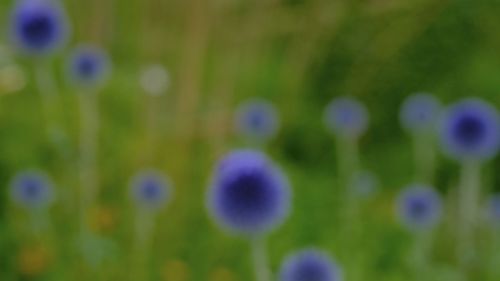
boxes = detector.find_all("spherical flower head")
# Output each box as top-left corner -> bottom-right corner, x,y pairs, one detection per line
324,97 -> 369,139
140,64 -> 170,96
9,0 -> 69,55
10,171 -> 55,209
439,99 -> 500,161
207,150 -> 291,236
396,185 -> 442,231
68,45 -> 111,88
400,93 -> 441,134
235,99 -> 280,142
130,170 -> 172,211
279,249 -> 342,281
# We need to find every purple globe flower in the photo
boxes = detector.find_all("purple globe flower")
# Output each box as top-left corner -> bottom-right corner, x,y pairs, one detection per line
439,99 -> 500,161
9,0 -> 69,55
396,185 -> 442,231
10,171 -> 55,209
130,170 -> 172,211
279,249 -> 342,281
207,150 -> 291,235
400,93 -> 441,134
324,97 -> 369,139
68,45 -> 110,87
235,99 -> 280,142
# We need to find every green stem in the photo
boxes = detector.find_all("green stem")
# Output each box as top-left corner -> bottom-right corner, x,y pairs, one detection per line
457,160 -> 480,267
35,59 -> 62,142
28,208 -> 50,241
412,230 -> 433,277
78,91 -> 99,233
413,133 -> 436,184
337,137 -> 363,281
132,209 -> 155,281
337,137 -> 361,234
251,236 -> 271,281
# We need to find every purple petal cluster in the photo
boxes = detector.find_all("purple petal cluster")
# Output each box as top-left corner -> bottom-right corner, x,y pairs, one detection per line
68,45 -> 110,87
400,93 -> 441,134
324,97 -> 369,139
9,0 -> 69,55
439,99 -> 500,161
10,171 -> 55,209
207,150 -> 291,235
235,99 -> 279,142
130,170 -> 172,210
396,185 -> 442,231
279,249 -> 342,281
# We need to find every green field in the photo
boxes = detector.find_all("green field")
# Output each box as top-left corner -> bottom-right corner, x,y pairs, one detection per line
1,0 -> 500,280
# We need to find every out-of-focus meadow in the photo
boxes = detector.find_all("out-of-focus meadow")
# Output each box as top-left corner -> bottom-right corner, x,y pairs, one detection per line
1,0 -> 500,280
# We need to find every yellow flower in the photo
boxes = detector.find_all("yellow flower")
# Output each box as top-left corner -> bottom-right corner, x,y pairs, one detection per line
17,245 -> 52,277
88,206 -> 116,234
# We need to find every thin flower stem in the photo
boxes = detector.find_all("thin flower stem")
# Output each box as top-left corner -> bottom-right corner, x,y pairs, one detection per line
78,91 -> 99,233
35,59 -> 61,142
413,133 -> 436,184
412,230 -> 433,277
144,94 -> 160,163
338,137 -> 361,234
132,209 -> 155,281
338,137 -> 364,281
252,236 -> 271,281
457,160 -> 480,267
28,208 -> 50,240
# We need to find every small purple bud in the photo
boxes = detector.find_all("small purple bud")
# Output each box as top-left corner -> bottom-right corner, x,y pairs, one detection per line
235,99 -> 280,142
324,97 -> 369,139
279,249 -> 342,281
68,45 -> 110,88
396,185 -> 442,231
10,171 -> 55,209
400,93 -> 441,134
129,170 -> 172,211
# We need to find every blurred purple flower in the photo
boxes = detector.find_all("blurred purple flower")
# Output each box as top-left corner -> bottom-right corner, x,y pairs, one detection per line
207,150 -> 291,235
397,185 -> 442,231
130,170 -> 172,211
439,99 -> 500,161
9,0 -> 69,55
235,99 -> 279,142
10,171 -> 54,209
400,93 -> 441,134
279,249 -> 342,281
68,45 -> 110,87
324,97 -> 369,139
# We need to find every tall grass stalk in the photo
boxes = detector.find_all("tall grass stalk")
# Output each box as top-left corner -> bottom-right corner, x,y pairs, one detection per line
413,133 -> 436,184
35,59 -> 62,143
132,209 -> 155,281
337,137 -> 361,231
78,90 -> 99,234
411,230 -> 433,277
457,160 -> 480,268
337,137 -> 364,281
251,236 -> 271,281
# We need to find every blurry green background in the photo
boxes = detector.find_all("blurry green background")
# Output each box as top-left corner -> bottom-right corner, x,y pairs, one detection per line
1,0 -> 500,280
